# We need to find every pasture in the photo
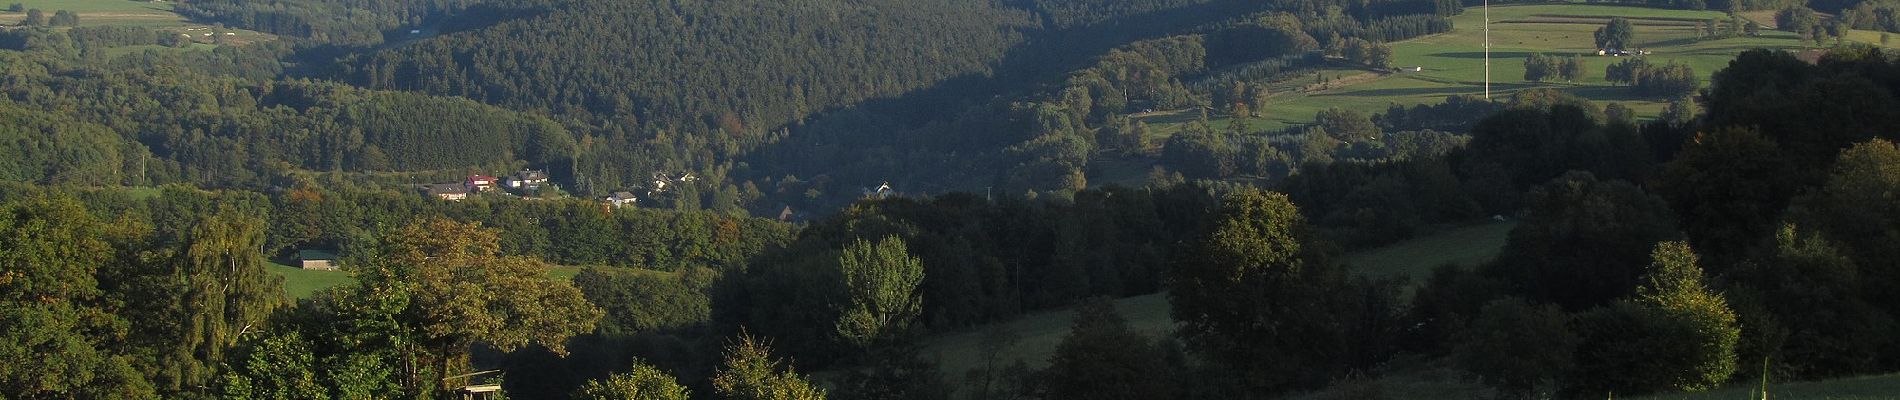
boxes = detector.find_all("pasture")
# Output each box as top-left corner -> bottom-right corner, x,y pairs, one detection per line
922,219 -> 1517,392
267,260 -> 591,300
0,0 -> 273,47
1139,3 -> 1892,136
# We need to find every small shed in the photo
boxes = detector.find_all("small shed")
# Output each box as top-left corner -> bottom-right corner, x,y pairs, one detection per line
298,250 -> 340,271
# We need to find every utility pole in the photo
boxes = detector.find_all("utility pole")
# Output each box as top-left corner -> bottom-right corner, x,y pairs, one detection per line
1484,0 -> 1491,99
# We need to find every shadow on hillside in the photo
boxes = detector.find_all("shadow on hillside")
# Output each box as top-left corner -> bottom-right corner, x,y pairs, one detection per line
735,0 -> 1285,210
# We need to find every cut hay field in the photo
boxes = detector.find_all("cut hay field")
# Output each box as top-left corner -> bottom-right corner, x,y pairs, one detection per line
1137,3 -> 1896,137
922,220 -> 1518,392
0,0 -> 273,46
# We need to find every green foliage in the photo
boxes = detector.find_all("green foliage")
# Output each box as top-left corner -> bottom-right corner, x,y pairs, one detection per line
47,10 -> 76,27
835,237 -> 926,349
1453,298 -> 1576,399
1657,127 -> 1795,265
712,335 -> 826,400
0,195 -> 158,399
1802,139 -> 1900,317
1634,241 -> 1740,391
1169,189 -> 1400,393
1523,53 -> 1558,82
1484,172 -> 1679,311
1595,17 -> 1638,49
358,217 -> 603,393
21,8 -> 41,27
1041,298 -> 1179,400
1726,225 -> 1895,379
1568,241 -> 1738,396
576,360 -> 691,400
574,267 -> 716,336
219,330 -> 326,400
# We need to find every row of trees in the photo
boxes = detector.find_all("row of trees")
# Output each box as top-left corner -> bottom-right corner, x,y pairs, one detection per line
14,9 -> 77,27
1606,58 -> 1701,97
1524,53 -> 1586,82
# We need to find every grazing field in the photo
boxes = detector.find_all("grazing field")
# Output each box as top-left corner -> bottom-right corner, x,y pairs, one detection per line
1345,220 -> 1517,296
268,260 -> 591,300
0,0 -> 272,45
922,220 -> 1517,391
266,260 -> 357,300
1140,3 -> 1891,136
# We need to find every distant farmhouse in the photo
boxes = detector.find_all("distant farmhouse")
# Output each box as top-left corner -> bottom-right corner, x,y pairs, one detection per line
504,169 -> 549,192
298,250 -> 341,271
422,183 -> 469,201
604,191 -> 639,208
465,174 -> 499,192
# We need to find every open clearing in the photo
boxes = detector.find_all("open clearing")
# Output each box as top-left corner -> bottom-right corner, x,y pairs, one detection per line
1137,3 -> 1896,137
0,0 -> 273,46
922,220 -> 1518,391
267,260 -> 587,300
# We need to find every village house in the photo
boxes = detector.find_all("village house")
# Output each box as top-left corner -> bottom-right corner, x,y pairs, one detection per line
298,250 -> 341,271
423,183 -> 469,201
465,175 -> 499,192
605,191 -> 639,208
504,169 -> 549,192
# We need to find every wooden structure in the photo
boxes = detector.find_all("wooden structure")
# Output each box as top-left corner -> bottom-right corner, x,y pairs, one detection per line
298,250 -> 340,271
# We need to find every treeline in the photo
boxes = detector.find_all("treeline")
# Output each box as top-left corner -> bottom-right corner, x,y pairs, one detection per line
1606,58 -> 1701,97
0,49 -> 577,188
268,187 -> 797,269
174,0 -> 560,46
726,185 -> 1218,365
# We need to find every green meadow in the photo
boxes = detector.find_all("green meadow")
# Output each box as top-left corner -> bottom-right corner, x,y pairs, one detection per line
266,260 -> 591,300
922,220 -> 1518,391
1139,3 -> 1895,136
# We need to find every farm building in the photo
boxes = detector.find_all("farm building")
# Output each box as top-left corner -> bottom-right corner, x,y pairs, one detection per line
423,183 -> 469,201
298,250 -> 340,271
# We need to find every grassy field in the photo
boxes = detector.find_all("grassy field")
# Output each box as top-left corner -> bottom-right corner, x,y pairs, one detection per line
1138,3 -> 1895,137
267,260 -> 592,300
922,219 -> 1517,391
266,260 -> 357,300
0,0 -> 273,46
1345,221 -> 1517,296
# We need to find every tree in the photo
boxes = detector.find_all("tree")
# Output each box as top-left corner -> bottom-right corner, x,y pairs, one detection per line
577,360 -> 692,400
1559,55 -> 1585,82
1169,189 -> 1397,393
1453,298 -> 1577,399
1595,17 -> 1636,50
835,236 -> 926,349
0,196 -> 157,399
1483,172 -> 1679,311
22,8 -> 43,26
1569,241 -> 1738,396
1042,298 -> 1178,400
49,9 -> 76,27
1803,139 -> 1900,319
5,4 -> 20,12
1315,108 -> 1379,143
1245,83 -> 1272,117
360,217 -> 603,394
1656,127 -> 1796,267
1523,53 -> 1557,82
218,330 -> 326,400
1631,241 -> 1739,391
1660,97 -> 1695,126
712,335 -> 826,400
1604,103 -> 1635,125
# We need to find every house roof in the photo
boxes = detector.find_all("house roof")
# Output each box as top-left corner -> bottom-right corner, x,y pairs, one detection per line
513,169 -> 548,180
467,175 -> 498,183
299,250 -> 340,261
609,191 -> 637,200
424,183 -> 468,195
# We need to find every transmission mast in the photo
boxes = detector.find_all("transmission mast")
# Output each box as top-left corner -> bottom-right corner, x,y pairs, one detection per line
1483,0 -> 1491,99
